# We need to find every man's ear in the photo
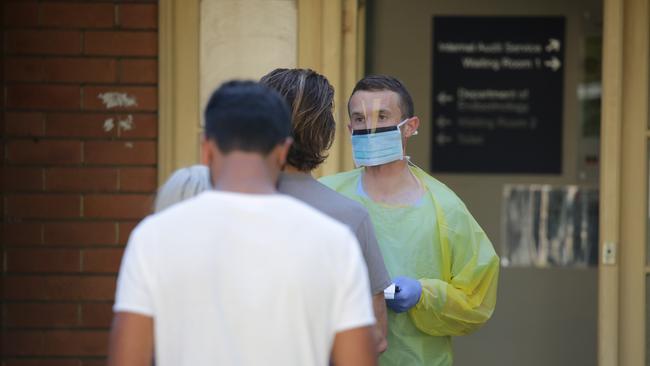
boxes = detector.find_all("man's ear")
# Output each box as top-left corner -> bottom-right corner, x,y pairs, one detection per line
201,137 -> 223,165
404,117 -> 420,138
347,123 -> 353,135
275,137 -> 293,166
267,137 -> 293,169
202,138 -> 223,187
200,136 -> 212,165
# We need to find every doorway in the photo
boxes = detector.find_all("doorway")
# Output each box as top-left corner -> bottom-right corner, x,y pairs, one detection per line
363,0 -> 647,365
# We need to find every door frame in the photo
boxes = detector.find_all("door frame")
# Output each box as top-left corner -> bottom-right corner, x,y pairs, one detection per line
599,0 -> 649,365
158,0 -> 200,183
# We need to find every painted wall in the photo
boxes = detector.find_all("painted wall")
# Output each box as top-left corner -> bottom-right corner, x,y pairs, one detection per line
200,0 -> 297,110
367,0 -> 601,365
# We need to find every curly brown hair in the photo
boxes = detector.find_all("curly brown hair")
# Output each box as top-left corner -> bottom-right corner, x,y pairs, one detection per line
260,68 -> 336,172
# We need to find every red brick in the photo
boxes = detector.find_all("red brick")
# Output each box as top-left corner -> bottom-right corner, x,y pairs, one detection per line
83,86 -> 157,111
80,303 -> 113,328
41,3 -> 115,28
4,360 -> 82,366
84,195 -> 153,219
5,57 -> 45,82
119,59 -> 157,84
43,58 -> 117,83
5,194 -> 81,219
5,3 -> 39,28
1,331 -> 43,356
42,331 -> 109,356
81,361 -> 106,366
84,141 -> 156,165
45,113 -> 117,138
84,31 -> 157,56
6,30 -> 82,55
6,85 -> 81,110
118,4 -> 157,29
4,222 -> 43,246
45,168 -> 118,192
6,140 -> 82,165
4,275 -> 116,301
82,248 -> 124,273
6,248 -> 80,273
4,303 -> 79,328
118,221 -> 137,244
117,114 -> 157,138
5,58 -> 116,83
5,112 -> 45,136
120,167 -> 156,192
4,167 -> 43,191
2,330 -> 108,356
44,222 -> 117,246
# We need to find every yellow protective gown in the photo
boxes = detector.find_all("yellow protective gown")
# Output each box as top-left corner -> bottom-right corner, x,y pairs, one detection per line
320,165 -> 499,366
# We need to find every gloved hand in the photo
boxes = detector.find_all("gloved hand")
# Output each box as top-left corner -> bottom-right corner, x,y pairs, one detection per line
386,276 -> 422,313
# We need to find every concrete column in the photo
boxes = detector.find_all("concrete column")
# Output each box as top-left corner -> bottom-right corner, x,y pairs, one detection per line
200,0 -> 297,110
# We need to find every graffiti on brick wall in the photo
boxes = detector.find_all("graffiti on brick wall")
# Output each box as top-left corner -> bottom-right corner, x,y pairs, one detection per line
98,92 -> 137,135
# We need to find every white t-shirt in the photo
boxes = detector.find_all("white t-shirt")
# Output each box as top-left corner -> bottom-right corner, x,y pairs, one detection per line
114,191 -> 375,366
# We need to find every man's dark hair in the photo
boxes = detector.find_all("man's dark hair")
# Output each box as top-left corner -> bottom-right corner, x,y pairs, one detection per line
350,75 -> 414,119
204,80 -> 291,155
260,68 -> 336,171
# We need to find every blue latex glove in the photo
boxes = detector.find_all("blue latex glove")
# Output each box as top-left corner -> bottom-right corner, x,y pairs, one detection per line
386,276 -> 422,313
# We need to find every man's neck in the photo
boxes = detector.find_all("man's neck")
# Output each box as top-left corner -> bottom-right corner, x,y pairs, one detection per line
212,153 -> 277,194
362,159 -> 423,205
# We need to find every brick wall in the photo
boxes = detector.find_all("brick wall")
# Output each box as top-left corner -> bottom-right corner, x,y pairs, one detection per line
2,1 -> 158,364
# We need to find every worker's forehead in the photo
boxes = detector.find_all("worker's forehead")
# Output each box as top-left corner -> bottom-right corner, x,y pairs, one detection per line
349,90 -> 401,112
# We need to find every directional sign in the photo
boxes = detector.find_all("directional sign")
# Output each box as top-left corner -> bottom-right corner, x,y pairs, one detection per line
436,133 -> 453,146
432,16 -> 565,174
436,116 -> 452,129
545,38 -> 561,52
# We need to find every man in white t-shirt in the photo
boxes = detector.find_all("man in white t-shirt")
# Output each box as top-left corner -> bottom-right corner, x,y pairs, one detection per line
108,81 -> 377,366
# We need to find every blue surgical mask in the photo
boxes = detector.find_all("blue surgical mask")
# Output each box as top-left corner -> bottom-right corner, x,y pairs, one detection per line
351,119 -> 410,167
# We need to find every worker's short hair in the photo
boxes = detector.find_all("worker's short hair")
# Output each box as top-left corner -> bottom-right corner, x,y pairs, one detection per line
350,75 -> 414,120
204,80 -> 291,155
260,68 -> 335,172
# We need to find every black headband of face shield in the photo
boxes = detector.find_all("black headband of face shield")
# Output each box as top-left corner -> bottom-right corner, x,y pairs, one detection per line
351,125 -> 399,136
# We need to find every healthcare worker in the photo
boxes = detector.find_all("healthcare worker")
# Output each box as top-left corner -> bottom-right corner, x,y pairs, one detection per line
321,75 -> 500,366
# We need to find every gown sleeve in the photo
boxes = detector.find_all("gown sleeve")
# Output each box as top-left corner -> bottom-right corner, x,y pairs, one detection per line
408,198 -> 500,336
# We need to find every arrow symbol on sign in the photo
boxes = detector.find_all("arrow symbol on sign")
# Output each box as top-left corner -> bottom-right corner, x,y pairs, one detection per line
436,133 -> 452,146
545,38 -> 561,52
436,116 -> 452,129
437,92 -> 454,106
544,57 -> 562,71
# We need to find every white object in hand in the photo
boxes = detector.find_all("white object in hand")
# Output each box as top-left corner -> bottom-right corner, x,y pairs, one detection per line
384,283 -> 397,300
